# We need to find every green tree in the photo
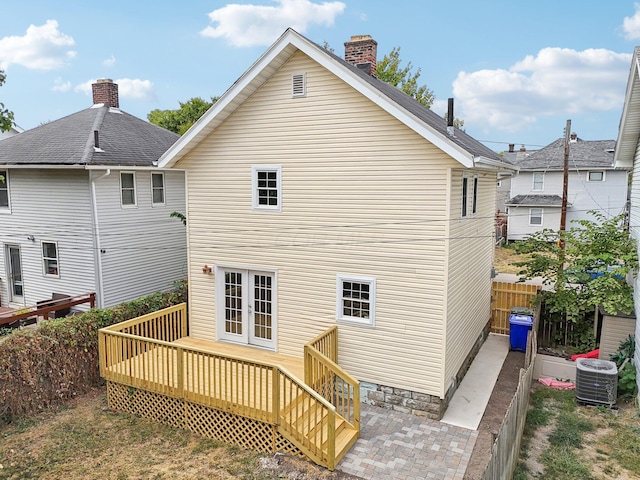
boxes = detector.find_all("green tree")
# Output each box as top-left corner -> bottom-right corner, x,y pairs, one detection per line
0,70 -> 15,133
376,47 -> 435,108
148,97 -> 218,135
514,211 -> 638,316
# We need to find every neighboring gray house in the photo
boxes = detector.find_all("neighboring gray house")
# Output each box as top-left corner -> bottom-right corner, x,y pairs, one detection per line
614,45 -> 640,406
506,136 -> 628,241
0,124 -> 24,141
496,144 -> 534,214
0,79 -> 186,309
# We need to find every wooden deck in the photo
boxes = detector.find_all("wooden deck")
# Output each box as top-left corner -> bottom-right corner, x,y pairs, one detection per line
99,304 -> 360,470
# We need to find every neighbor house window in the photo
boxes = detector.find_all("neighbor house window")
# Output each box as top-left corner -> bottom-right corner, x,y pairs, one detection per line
533,173 -> 544,191
0,170 -> 8,210
252,165 -> 282,211
588,171 -> 604,182
472,175 -> 479,215
336,275 -> 376,326
529,208 -> 543,226
151,172 -> 165,205
120,172 -> 136,206
461,174 -> 468,217
42,241 -> 59,276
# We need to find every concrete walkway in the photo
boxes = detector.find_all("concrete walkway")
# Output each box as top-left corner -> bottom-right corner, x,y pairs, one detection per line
441,334 -> 510,430
337,334 -> 509,479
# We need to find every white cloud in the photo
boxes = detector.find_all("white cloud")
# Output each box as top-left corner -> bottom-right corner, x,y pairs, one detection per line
623,3 -> 640,40
0,20 -> 76,70
452,48 -> 631,133
52,77 -> 71,92
200,0 -> 346,47
103,54 -> 116,67
75,78 -> 155,102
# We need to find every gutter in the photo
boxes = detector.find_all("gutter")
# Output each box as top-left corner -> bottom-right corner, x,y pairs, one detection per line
90,169 -> 110,308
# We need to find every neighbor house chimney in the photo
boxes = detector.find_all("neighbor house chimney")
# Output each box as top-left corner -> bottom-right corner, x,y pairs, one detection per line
509,144 -> 515,153
344,35 -> 377,76
92,78 -> 119,108
447,98 -> 455,136
570,132 -> 577,143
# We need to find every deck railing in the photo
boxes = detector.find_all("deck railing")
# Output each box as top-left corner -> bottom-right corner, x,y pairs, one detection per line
0,292 -> 96,326
304,327 -> 360,432
98,303 -> 338,468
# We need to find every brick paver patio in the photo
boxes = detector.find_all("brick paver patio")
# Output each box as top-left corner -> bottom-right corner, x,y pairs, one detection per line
338,405 -> 477,480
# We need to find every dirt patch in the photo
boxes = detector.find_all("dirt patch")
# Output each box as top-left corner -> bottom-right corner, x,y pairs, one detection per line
463,349 -> 525,480
494,246 -> 531,274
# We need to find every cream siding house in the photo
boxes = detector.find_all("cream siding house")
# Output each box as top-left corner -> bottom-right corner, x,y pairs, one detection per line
0,80 -> 186,310
614,45 -> 640,405
159,30 -> 515,417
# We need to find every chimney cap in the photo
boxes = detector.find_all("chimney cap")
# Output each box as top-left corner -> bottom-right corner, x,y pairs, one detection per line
96,78 -> 114,84
349,35 -> 374,42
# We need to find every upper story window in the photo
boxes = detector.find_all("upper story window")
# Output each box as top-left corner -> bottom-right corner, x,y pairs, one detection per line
336,275 -> 376,327
252,165 -> 282,212
472,175 -> 479,215
42,241 -> 59,277
588,171 -> 605,182
151,172 -> 165,205
0,170 -> 9,210
533,172 -> 544,191
120,172 -> 137,207
461,174 -> 468,218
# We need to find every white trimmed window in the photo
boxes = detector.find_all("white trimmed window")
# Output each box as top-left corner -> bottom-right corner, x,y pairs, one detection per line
533,172 -> 544,191
461,174 -> 468,218
336,275 -> 376,326
529,208 -> 543,226
0,170 -> 9,210
120,172 -> 137,206
252,165 -> 282,211
588,171 -> 605,182
472,175 -> 479,215
151,172 -> 165,205
42,241 -> 59,277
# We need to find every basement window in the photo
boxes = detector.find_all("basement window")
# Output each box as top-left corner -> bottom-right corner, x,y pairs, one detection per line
291,73 -> 306,97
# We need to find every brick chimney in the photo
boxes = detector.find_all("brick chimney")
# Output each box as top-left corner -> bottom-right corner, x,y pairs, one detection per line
92,79 -> 119,108
344,35 -> 377,76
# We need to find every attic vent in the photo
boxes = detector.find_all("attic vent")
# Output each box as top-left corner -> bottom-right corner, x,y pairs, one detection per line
292,73 -> 306,97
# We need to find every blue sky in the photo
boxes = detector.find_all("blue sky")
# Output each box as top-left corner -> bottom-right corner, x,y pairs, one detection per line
1,0 -> 640,152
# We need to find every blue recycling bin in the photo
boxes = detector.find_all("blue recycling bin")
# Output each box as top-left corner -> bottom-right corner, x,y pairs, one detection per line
509,313 -> 533,351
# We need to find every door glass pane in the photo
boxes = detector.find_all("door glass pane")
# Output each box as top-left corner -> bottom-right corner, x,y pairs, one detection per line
9,247 -> 23,297
253,274 -> 272,340
225,272 -> 242,335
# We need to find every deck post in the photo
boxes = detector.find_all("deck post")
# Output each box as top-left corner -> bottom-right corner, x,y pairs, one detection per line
327,409 -> 336,470
303,345 -> 311,385
271,366 -> 280,425
353,381 -> 360,432
176,346 -> 184,397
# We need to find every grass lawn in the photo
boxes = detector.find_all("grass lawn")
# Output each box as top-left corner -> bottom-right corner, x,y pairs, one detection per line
0,388 -> 351,480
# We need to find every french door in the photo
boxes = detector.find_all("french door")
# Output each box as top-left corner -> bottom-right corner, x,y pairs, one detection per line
6,245 -> 24,304
217,268 -> 276,350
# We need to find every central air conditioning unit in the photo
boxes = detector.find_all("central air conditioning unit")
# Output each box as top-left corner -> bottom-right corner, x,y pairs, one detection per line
575,358 -> 618,407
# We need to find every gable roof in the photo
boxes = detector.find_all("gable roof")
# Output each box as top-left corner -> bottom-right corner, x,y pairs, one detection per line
159,28 -> 514,171
615,46 -> 640,169
515,138 -> 616,171
0,105 -> 179,167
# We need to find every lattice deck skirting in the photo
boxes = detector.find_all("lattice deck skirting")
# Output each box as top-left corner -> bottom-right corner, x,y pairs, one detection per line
106,381 -> 304,458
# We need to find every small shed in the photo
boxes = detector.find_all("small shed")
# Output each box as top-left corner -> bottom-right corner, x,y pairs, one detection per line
597,306 -> 635,360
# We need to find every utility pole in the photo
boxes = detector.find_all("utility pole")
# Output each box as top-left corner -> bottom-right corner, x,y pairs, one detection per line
556,119 -> 571,293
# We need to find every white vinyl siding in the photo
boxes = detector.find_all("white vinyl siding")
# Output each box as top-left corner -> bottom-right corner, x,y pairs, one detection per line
0,169 -> 9,211
120,172 -> 136,207
151,172 -> 165,205
95,170 -> 187,307
0,169 -> 95,307
336,274 -> 376,326
177,52 -> 458,397
41,241 -> 59,277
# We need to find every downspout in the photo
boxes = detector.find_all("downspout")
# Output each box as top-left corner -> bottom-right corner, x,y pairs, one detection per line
90,169 -> 110,308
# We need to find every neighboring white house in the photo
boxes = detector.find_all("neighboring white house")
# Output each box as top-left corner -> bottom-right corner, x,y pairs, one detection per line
158,29 -> 516,419
0,79 -> 186,309
506,135 -> 628,241
0,124 -> 24,141
613,45 -> 640,406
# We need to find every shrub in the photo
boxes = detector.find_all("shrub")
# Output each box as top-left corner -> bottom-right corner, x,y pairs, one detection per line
0,281 -> 187,422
